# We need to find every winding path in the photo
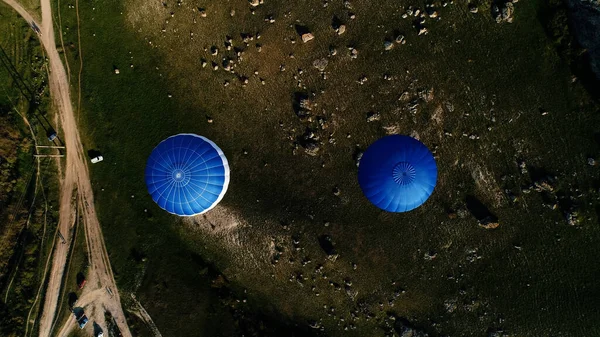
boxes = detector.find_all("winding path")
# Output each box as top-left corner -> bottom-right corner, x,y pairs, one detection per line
1,0 -> 133,336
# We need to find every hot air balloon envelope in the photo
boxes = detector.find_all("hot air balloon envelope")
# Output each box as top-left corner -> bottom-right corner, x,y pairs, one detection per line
358,135 -> 437,212
145,134 -> 230,216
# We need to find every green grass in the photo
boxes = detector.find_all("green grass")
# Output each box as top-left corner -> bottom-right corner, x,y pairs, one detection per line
54,0 -> 600,336
11,0 -> 41,21
0,4 -> 59,336
51,209 -> 87,337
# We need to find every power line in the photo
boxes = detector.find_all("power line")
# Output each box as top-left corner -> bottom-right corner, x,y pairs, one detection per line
0,43 -> 34,100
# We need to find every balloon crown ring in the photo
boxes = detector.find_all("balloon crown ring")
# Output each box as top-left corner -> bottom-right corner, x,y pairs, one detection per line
171,168 -> 191,186
392,162 -> 416,185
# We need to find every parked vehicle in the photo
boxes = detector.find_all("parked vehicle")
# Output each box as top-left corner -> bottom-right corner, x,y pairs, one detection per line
76,272 -> 86,289
73,308 -> 88,329
47,129 -> 57,141
78,315 -> 89,329
31,22 -> 41,34
91,155 -> 103,163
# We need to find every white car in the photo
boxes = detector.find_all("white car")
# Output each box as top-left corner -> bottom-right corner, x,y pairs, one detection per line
91,156 -> 104,164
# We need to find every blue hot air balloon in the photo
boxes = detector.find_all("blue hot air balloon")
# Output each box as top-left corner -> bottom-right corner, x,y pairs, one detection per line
358,135 -> 437,212
145,134 -> 230,216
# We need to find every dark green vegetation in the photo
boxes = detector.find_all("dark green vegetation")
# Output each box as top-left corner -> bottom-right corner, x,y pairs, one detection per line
56,212 -> 87,337
55,0 -> 600,336
0,4 -> 58,336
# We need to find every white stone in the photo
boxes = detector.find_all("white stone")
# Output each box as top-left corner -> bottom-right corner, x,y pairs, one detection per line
301,33 -> 314,43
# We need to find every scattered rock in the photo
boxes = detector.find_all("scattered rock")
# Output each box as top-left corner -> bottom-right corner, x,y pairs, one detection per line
424,250 -> 437,260
492,1 -> 515,23
465,248 -> 482,262
419,88 -> 435,102
395,34 -> 406,44
302,33 -> 315,43
533,177 -> 555,193
265,15 -> 275,23
366,111 -> 381,122
353,149 -> 363,167
313,58 -> 329,71
566,211 -> 580,226
444,299 -> 457,313
407,99 -> 419,114
431,104 -> 444,124
249,0 -> 261,7
114,68 -> 120,74
383,124 -> 401,134
346,285 -> 358,300
478,216 -> 500,229
399,91 -> 411,102
384,40 -> 394,50
222,58 -> 232,71
329,45 -> 338,56
303,142 -> 320,156
427,8 -> 439,18
308,320 -> 321,329
444,101 -> 455,112
332,186 -> 341,196
469,3 -> 479,13
418,27 -> 429,35
299,98 -> 313,112
302,128 -> 317,141
336,24 -> 346,35
588,157 -> 596,166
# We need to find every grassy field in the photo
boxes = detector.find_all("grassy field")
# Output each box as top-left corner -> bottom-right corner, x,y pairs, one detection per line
52,0 -> 600,336
0,3 -> 60,336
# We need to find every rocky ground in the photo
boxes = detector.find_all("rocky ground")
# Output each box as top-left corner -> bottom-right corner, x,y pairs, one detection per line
47,0 -> 600,335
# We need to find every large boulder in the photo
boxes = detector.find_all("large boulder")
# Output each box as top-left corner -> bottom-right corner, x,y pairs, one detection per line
492,1 -> 515,23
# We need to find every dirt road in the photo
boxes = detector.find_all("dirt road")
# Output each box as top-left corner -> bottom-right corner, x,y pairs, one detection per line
2,0 -> 133,336
130,294 -> 163,337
